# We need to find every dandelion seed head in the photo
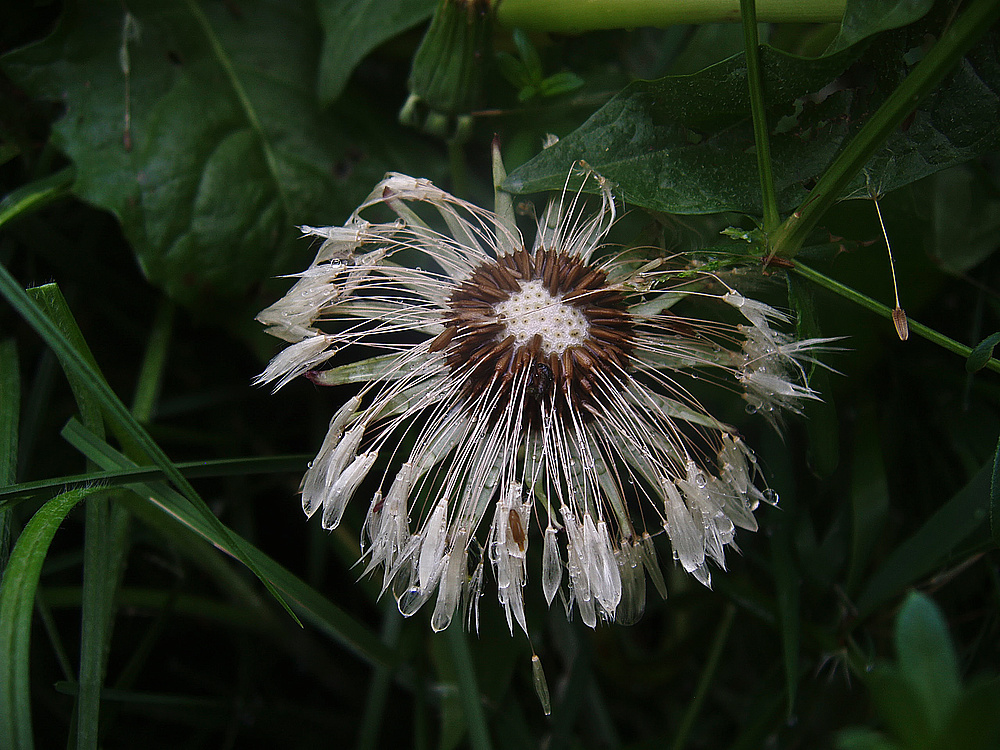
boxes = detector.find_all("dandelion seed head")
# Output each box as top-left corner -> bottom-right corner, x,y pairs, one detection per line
255,163 -> 833,634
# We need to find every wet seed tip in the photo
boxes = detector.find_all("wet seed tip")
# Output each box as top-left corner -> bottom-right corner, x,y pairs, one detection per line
531,654 -> 552,716
892,306 -> 909,342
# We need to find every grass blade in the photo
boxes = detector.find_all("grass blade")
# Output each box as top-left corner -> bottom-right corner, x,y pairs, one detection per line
0,338 -> 19,579
60,418 -> 392,667
0,265 -> 298,621
854,461 -> 992,620
0,168 -> 73,230
0,455 -> 309,508
991,433 -> 1000,548
0,488 -> 100,750
445,626 -> 492,750
27,283 -> 128,750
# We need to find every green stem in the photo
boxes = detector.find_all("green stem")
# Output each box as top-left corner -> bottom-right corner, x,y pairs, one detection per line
793,262 -> 1000,374
672,604 -> 736,750
740,0 -> 780,233
495,0 -> 846,31
770,0 -> 1000,256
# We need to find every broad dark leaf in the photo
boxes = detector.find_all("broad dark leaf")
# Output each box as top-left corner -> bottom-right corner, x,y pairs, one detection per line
2,0 -> 422,312
317,0 -> 436,105
505,14 -> 1000,217
827,0 -> 934,54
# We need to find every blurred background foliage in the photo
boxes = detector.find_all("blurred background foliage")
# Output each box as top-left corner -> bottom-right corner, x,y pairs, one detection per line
1,0 -> 999,748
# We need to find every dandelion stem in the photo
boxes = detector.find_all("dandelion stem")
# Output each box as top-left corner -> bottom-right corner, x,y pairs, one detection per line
793,262 -> 1000,374
672,603 -> 736,750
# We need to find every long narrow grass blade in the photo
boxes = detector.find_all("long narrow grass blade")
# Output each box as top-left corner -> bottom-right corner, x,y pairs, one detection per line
61,418 -> 392,667
0,488 -> 99,750
0,339 -> 19,579
444,626 -> 492,750
855,461 -> 992,619
131,299 -> 174,422
27,283 -> 131,750
672,604 -> 736,750
991,434 -> 1000,548
356,607 -> 403,750
0,455 -> 309,508
0,265 -> 297,621
0,168 -> 74,230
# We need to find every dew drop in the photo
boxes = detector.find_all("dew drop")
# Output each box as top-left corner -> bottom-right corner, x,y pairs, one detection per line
694,472 -> 707,488
745,403 -> 758,415
397,586 -> 426,617
762,488 -> 779,506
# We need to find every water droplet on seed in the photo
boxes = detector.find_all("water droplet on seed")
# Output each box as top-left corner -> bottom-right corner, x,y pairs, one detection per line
398,586 -> 425,617
762,489 -> 779,506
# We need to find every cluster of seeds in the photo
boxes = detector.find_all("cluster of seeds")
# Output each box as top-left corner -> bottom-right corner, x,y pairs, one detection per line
433,247 -> 633,424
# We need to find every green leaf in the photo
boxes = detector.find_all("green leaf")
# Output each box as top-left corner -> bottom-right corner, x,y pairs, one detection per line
505,44 -> 859,214
0,455 -> 309,509
538,71 -> 584,98
941,677 -> 1000,750
505,13 -> 1000,218
893,592 -> 961,732
826,0 -> 934,54
27,284 -> 125,750
512,28 -> 543,81
0,488 -> 99,750
927,166 -> 1000,275
317,0 -> 436,105
865,665 -> 933,747
836,727 -> 900,750
967,332 -> 1000,373
1,0 -> 408,311
854,459 -> 991,619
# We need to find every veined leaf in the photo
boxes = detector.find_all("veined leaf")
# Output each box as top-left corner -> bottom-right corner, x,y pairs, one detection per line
1,0 -> 422,311
505,11 -> 1000,217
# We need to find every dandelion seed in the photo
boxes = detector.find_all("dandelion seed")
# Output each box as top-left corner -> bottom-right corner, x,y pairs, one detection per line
256,159 -> 832,632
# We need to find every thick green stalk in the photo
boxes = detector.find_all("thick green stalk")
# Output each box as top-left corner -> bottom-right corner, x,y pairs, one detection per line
770,0 -> 1000,256
740,0 -> 780,232
496,0 -> 845,32
793,262 -> 1000,374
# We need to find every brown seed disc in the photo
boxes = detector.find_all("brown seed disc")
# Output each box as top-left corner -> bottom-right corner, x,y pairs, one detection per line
440,248 -> 635,426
